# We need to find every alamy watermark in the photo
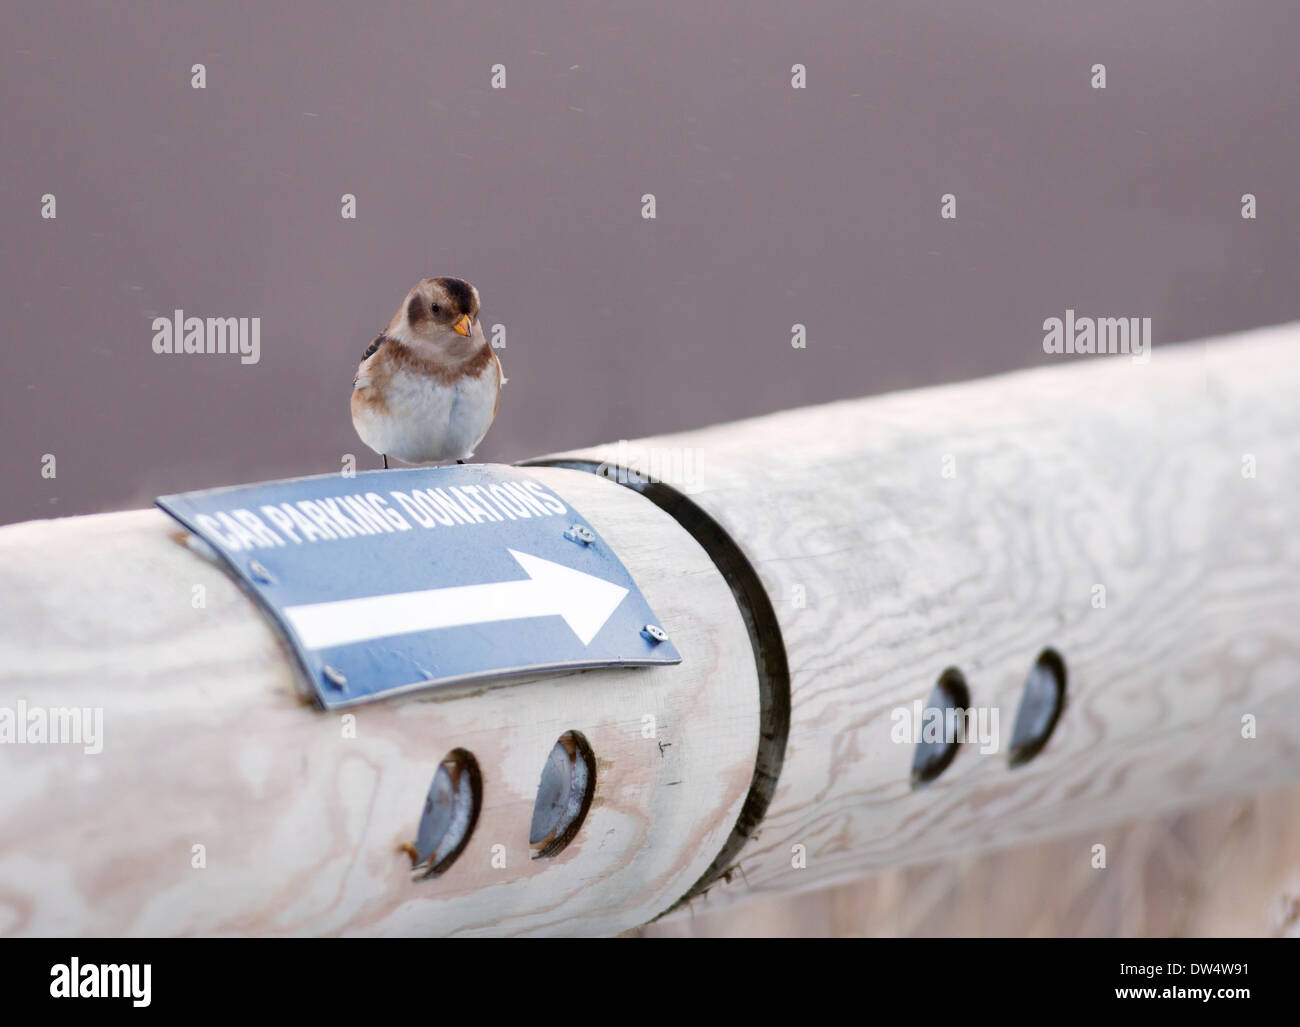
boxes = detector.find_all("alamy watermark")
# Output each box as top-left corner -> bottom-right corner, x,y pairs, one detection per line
595,440 -> 705,493
0,700 -> 103,755
151,309 -> 261,365
1042,309 -> 1150,363
890,699 -> 1000,755
50,958 -> 150,1007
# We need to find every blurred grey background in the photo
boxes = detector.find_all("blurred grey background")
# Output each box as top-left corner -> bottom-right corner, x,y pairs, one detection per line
2,0 -> 1297,525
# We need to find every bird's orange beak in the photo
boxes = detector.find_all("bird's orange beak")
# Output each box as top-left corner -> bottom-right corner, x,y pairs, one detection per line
452,313 -> 473,337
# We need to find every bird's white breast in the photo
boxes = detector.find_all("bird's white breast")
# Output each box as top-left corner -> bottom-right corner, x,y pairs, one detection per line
353,358 -> 499,464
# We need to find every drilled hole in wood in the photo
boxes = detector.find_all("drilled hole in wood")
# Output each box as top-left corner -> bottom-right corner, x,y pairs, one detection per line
1008,649 -> 1068,767
910,666 -> 971,788
530,730 -> 596,859
406,748 -> 481,879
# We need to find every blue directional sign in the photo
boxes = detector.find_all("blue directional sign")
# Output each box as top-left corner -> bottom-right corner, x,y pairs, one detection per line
157,465 -> 681,708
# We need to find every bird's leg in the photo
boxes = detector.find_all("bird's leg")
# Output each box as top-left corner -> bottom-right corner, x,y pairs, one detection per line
383,454 -> 389,470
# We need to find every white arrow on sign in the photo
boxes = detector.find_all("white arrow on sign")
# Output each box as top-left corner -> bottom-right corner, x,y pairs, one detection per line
282,548 -> 630,650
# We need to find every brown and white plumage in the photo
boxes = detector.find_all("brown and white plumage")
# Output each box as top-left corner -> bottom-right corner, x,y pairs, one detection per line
351,277 -> 502,465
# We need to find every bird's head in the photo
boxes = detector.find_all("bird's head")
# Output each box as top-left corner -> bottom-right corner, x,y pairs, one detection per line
391,276 -> 483,357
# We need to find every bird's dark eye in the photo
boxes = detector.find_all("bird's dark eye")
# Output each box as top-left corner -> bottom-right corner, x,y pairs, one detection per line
430,303 -> 441,315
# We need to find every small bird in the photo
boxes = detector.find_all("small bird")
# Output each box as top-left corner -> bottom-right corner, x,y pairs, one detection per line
351,277 -> 502,467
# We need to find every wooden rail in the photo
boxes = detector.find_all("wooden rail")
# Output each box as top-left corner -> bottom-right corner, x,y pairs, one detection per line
1,321 -> 1297,935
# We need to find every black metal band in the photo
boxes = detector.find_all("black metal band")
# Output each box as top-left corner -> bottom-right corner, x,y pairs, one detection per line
522,458 -> 791,918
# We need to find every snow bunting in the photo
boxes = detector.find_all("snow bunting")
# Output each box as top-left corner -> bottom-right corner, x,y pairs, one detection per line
351,277 -> 503,467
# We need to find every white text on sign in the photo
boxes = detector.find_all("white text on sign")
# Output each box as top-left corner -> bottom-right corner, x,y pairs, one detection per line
195,480 -> 568,552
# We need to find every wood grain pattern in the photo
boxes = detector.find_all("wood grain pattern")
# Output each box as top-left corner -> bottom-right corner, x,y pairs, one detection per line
0,468 -> 760,936
551,322 -> 1300,915
636,783 -> 1300,937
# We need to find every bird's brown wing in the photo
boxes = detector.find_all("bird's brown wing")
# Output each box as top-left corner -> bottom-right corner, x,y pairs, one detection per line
361,334 -> 388,361
490,349 -> 503,420
353,334 -> 391,389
